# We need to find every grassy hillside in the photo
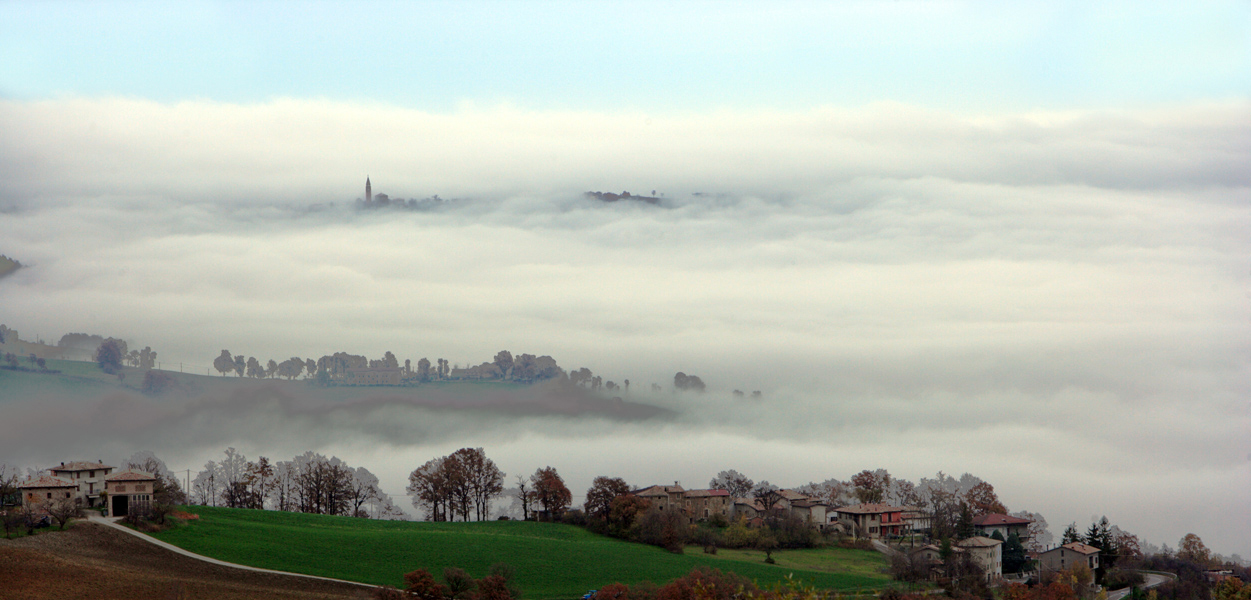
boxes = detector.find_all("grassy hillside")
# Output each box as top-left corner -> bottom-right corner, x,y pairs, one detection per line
152,507 -> 895,598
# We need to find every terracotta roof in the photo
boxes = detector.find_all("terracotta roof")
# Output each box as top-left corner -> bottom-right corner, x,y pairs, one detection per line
973,513 -> 1032,526
105,469 -> 156,482
684,489 -> 730,498
1054,542 -> 1100,555
835,503 -> 905,515
50,461 -> 113,472
634,484 -> 684,496
957,536 -> 1004,548
792,500 -> 828,508
18,475 -> 76,489
776,489 -> 810,501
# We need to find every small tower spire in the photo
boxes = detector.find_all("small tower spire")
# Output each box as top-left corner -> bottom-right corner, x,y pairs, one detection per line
366,176 -> 372,203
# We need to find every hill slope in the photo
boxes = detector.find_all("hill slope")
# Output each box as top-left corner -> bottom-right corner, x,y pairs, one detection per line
152,507 -> 894,598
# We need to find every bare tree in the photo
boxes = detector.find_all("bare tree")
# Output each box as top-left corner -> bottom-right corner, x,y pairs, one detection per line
709,470 -> 755,499
515,475 -> 531,521
47,495 -> 82,530
347,467 -> 381,517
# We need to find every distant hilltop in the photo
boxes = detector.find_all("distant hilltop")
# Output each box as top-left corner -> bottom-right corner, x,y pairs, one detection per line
585,191 -> 661,205
0,254 -> 22,279
355,177 -> 448,211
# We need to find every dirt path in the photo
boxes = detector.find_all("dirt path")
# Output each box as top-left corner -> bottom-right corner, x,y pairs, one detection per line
89,515 -> 379,588
0,521 -> 375,600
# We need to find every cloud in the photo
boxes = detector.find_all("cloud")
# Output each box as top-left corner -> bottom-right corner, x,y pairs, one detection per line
0,97 -> 1248,556
1,98 -> 1248,202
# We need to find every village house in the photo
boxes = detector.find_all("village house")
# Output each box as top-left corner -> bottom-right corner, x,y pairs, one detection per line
957,535 -> 1005,581
901,505 -> 932,534
732,497 -> 762,521
788,498 -> 830,529
48,460 -> 115,508
1038,542 -> 1100,573
103,469 -> 158,518
683,489 -> 732,521
835,503 -> 908,539
17,475 -> 77,513
909,543 -> 965,580
973,513 -> 1032,542
633,483 -> 686,513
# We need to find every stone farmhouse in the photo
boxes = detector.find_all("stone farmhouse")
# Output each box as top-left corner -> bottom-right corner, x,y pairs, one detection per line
16,475 -> 77,513
15,460 -> 158,518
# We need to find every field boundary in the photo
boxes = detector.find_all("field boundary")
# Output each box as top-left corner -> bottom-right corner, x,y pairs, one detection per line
86,516 -> 379,590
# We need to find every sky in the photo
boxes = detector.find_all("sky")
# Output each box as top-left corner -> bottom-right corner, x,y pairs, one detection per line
1,1 -> 1249,558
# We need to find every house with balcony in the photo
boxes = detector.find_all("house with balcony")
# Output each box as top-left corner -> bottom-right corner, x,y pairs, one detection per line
48,460 -> 115,508
835,503 -> 908,539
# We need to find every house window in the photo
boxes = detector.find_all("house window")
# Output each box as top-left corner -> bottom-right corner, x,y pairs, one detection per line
65,492 -> 71,498
46,492 -> 52,499
90,471 -> 95,478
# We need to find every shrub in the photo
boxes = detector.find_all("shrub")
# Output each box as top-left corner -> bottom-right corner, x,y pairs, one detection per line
720,518 -> 758,549
1103,569 -> 1145,590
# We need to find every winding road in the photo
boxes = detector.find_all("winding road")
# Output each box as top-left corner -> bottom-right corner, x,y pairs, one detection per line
1107,572 -> 1174,600
86,515 -> 378,590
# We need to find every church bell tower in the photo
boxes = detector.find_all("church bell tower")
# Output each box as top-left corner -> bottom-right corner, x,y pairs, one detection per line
366,177 -> 372,202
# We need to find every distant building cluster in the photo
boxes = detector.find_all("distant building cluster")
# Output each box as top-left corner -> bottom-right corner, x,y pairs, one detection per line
356,177 -> 445,211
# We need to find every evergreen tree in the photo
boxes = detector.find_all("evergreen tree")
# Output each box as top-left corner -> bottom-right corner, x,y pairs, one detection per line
1003,532 -> 1028,574
1085,522 -> 1102,547
956,502 -> 975,539
1062,522 -> 1081,544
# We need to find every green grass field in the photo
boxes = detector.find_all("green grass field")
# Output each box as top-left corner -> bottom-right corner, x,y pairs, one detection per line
151,507 -> 895,599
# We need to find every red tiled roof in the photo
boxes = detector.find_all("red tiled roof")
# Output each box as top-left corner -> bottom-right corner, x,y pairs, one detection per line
684,489 -> 730,498
18,475 -> 75,489
50,461 -> 113,472
634,484 -> 684,496
973,513 -> 1032,526
105,469 -> 156,482
835,503 -> 905,515
776,489 -> 810,501
1057,542 -> 1100,555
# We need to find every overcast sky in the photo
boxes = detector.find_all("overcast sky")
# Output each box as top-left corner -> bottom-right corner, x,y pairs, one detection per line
1,1 -> 1248,558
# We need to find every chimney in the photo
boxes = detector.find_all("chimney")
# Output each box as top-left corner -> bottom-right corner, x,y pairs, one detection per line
61,462 -> 65,466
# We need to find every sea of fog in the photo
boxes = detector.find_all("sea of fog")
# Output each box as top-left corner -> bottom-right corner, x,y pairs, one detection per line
0,98 -> 1248,556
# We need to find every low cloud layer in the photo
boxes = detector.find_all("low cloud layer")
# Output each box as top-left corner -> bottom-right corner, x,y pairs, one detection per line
0,98 -> 1248,556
